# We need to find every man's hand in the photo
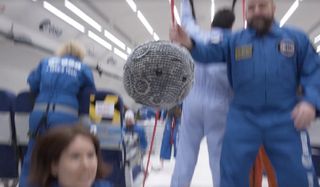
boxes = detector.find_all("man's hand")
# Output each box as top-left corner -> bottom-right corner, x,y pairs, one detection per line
291,101 -> 316,130
169,23 -> 193,50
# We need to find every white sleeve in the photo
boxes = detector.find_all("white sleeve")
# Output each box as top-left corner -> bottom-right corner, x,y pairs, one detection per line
181,0 -> 215,43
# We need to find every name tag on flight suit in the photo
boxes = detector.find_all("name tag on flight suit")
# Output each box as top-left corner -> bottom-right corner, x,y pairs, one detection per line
235,44 -> 253,61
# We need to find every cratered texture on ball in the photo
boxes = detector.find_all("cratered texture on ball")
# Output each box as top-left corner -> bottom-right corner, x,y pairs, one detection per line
123,40 -> 194,109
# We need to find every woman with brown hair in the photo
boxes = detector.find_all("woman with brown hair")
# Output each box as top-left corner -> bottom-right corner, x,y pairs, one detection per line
29,125 -> 112,187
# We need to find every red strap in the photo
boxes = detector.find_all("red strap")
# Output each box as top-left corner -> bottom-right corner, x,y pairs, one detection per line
242,0 -> 246,26
171,0 -> 175,25
143,111 -> 160,187
170,117 -> 176,145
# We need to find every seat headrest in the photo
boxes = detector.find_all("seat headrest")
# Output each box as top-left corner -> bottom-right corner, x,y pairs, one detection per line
15,91 -> 35,112
0,90 -> 15,111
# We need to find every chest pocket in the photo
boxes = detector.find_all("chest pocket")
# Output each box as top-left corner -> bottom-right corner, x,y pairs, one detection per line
232,44 -> 254,89
276,39 -> 297,86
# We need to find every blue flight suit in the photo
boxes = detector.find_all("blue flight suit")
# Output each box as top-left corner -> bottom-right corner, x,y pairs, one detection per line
190,22 -> 320,187
160,112 -> 181,160
139,107 -> 157,120
20,55 -> 95,187
124,124 -> 148,153
171,1 -> 232,187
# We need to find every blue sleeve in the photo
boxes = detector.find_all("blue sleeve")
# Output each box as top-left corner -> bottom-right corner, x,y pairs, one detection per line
160,110 -> 167,120
190,39 -> 228,63
27,60 -> 43,94
298,34 -> 320,110
81,64 -> 96,91
137,126 -> 148,151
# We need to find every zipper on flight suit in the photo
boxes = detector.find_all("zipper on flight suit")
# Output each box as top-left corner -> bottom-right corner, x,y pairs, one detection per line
260,37 -> 268,105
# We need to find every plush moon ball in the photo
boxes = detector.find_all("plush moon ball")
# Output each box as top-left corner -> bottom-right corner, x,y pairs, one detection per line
123,40 -> 194,109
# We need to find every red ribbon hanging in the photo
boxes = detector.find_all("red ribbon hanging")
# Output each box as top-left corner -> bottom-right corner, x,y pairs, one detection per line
171,0 -> 175,25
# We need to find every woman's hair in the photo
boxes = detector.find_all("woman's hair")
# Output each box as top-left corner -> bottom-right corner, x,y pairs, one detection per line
56,40 -> 86,60
29,124 -> 111,187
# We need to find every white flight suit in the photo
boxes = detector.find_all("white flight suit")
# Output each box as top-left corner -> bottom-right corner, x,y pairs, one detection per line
170,0 -> 232,186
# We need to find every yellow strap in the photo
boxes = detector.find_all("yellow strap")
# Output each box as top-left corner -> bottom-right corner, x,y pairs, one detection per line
89,94 -> 102,123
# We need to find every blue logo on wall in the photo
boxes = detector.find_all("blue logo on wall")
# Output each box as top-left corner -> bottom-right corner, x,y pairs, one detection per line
39,19 -> 62,37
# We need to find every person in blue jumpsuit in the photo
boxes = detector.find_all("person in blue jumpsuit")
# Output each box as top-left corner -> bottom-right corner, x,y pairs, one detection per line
20,41 -> 96,187
171,1 -> 234,186
138,107 -> 157,121
159,105 -> 182,163
123,110 -> 148,154
170,0 -> 320,186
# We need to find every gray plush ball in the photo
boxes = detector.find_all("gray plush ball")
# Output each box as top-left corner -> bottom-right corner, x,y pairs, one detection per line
123,40 -> 194,109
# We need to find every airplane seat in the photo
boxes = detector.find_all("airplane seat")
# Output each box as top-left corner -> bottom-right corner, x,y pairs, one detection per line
312,146 -> 320,177
308,119 -> 320,177
14,91 -> 35,163
0,90 -> 19,180
79,89 -> 126,187
78,89 -> 144,187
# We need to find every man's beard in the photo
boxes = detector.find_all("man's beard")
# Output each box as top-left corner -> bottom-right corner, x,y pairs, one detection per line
248,16 -> 273,36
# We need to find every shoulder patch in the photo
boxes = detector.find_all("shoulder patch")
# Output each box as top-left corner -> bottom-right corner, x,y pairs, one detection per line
278,39 -> 295,57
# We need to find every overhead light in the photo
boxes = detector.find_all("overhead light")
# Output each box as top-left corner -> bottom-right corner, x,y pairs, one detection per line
137,10 -> 153,35
211,0 -> 215,22
280,0 -> 299,27
43,1 -> 85,33
88,30 -> 112,51
65,0 -> 101,32
317,45 -> 320,53
114,47 -> 128,61
127,47 -> 132,54
104,29 -> 126,50
314,34 -> 320,44
174,6 -> 181,25
153,33 -> 160,41
126,0 -> 137,13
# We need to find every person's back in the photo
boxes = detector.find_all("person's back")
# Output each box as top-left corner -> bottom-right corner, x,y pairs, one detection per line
31,56 -> 91,108
20,41 -> 96,187
28,41 -> 95,109
171,1 -> 234,187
